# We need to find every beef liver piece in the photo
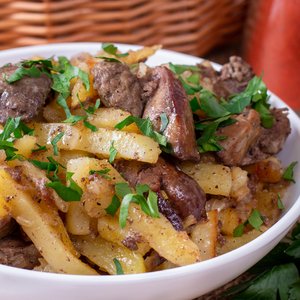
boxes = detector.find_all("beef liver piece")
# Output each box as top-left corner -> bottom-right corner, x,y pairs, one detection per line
142,66 -> 200,161
0,65 -> 52,125
114,156 -> 206,226
215,109 -> 263,166
259,108 -> 291,154
0,235 -> 41,269
92,61 -> 144,118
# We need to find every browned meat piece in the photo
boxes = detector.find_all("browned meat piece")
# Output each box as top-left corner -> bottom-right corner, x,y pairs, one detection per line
215,109 -> 263,166
259,108 -> 291,154
0,65 -> 52,125
114,156 -> 206,227
0,216 -> 17,239
92,61 -> 144,117
0,236 -> 41,269
142,66 -> 200,161
215,56 -> 256,99
197,56 -> 255,99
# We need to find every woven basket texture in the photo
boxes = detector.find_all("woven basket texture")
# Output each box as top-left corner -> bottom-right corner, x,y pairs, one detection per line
0,0 -> 248,56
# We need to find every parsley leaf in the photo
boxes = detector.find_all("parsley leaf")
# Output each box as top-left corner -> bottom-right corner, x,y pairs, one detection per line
2,65 -> 41,84
113,258 -> 124,275
114,116 -> 167,147
159,113 -> 168,133
186,73 -> 200,85
109,140 -> 118,163
104,195 -> 120,217
51,132 -> 65,156
45,172 -> 82,202
114,182 -> 160,229
31,143 -> 47,152
83,120 -> 98,132
101,43 -> 129,58
278,193 -> 285,210
96,56 -> 121,63
0,117 -> 22,141
89,169 -> 111,179
190,97 -> 201,113
282,162 -> 297,183
169,62 -> 201,75
233,209 -> 264,237
178,76 -> 202,95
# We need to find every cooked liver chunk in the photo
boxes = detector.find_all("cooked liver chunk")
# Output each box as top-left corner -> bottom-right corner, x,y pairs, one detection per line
259,108 -> 291,154
198,56 -> 255,99
92,61 -> 144,117
114,157 -> 206,226
0,65 -> 52,125
143,66 -> 200,161
0,236 -> 41,269
215,109 -> 263,166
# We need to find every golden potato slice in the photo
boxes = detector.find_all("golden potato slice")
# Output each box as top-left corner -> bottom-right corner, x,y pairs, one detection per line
218,208 -> 241,236
98,215 -> 151,256
87,108 -> 140,133
31,122 -> 161,163
178,161 -> 232,196
0,167 -> 97,275
190,210 -> 218,261
71,234 -> 146,275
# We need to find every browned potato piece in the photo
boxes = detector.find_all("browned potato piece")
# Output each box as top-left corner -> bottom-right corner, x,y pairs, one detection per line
31,123 -> 161,164
0,167 -> 97,275
72,234 -> 146,275
98,215 -> 151,256
178,161 -> 232,196
218,208 -> 242,236
190,210 -> 218,260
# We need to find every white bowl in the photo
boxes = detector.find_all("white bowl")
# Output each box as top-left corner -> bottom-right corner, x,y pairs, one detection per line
0,43 -> 299,300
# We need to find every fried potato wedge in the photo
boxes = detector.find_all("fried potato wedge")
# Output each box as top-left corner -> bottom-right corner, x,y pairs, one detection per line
72,234 -> 146,275
0,167 -> 97,275
68,158 -> 201,266
178,161 -> 232,196
87,108 -> 140,133
190,210 -> 218,261
98,215 -> 151,256
31,123 -> 161,163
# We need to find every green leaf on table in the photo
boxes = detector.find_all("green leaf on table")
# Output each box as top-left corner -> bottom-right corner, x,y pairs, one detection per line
289,278 -> 300,300
231,263 -> 299,300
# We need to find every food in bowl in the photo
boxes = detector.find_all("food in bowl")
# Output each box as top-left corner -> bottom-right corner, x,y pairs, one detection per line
0,43 -> 295,276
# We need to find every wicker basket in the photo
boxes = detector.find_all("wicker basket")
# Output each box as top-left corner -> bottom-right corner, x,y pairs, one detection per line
0,0 -> 248,57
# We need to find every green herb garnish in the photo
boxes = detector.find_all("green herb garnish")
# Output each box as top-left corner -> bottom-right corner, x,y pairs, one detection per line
233,209 -> 264,237
109,140 -> 118,163
113,258 -> 124,275
282,162 -> 297,183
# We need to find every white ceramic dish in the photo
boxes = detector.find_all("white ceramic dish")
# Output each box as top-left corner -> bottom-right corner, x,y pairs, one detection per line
0,43 -> 299,300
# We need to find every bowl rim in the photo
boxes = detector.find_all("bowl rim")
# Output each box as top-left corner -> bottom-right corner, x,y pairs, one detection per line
0,42 -> 299,285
